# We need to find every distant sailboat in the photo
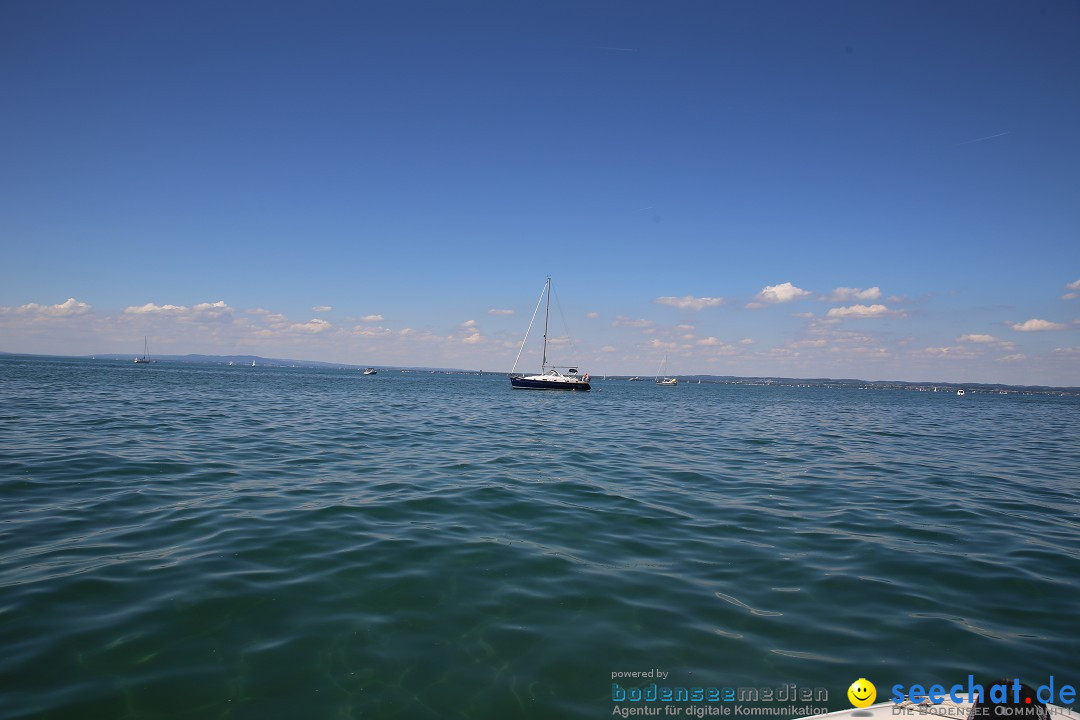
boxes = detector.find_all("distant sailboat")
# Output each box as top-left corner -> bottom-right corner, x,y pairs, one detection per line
654,355 -> 677,386
510,277 -> 590,391
134,336 -> 152,364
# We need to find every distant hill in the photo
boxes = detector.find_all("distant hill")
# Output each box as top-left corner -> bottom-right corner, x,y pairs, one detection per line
1,352 -> 1076,394
608,374 -> 1078,395
84,353 -> 472,373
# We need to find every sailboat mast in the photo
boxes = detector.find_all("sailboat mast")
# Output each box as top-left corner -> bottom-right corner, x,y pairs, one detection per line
541,276 -> 551,373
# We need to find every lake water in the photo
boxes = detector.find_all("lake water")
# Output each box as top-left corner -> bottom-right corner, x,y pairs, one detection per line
2,355 -> 1078,719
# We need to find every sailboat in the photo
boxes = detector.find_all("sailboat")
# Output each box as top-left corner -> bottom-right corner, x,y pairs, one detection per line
510,277 -> 591,391
654,355 -> 677,385
134,336 -> 152,364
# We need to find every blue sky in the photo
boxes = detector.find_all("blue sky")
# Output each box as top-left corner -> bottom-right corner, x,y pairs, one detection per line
2,1 -> 1078,385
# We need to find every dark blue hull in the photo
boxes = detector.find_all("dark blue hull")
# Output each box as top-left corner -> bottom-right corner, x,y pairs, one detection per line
510,376 -> 591,391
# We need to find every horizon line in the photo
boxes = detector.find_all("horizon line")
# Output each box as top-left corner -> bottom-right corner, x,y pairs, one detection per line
3,351 -> 1077,393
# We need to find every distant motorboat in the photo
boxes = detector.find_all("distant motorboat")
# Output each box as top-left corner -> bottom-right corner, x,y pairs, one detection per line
628,377 -> 642,381
363,367 -> 377,375
957,389 -> 965,396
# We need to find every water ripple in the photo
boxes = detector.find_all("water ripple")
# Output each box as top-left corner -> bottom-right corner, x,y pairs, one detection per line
1,357 -> 1078,718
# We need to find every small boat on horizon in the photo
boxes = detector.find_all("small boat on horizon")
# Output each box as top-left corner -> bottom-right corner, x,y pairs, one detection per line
363,367 -> 377,375
654,355 -> 677,386
509,276 -> 590,391
134,336 -> 153,364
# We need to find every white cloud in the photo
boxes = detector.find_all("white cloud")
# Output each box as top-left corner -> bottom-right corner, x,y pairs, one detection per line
826,304 -> 889,319
999,354 -> 1026,362
1066,279 -> 1080,291
1011,318 -> 1067,332
461,319 -> 477,328
828,286 -> 882,302
752,282 -> 811,306
290,319 -> 332,333
698,338 -> 740,355
190,301 -> 232,321
312,305 -> 332,312
125,302 -> 186,314
654,295 -> 725,310
829,329 -> 874,344
586,311 -> 600,319
123,300 -> 233,322
613,316 -> 652,328
1064,293 -> 1078,300
487,308 -> 514,315
354,325 -> 392,337
8,297 -> 93,317
251,311 -> 335,337
739,338 -> 755,345
462,332 -> 483,344
956,333 -> 1015,351
923,346 -> 976,358
649,339 -> 677,349
601,345 -> 616,353
0,295 -> 91,323
361,314 -> 384,322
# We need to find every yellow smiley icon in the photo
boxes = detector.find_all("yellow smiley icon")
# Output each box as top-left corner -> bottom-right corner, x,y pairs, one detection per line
848,678 -> 877,708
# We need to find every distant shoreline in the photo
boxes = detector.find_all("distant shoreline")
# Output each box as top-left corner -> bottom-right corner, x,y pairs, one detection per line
3,351 -> 1077,396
